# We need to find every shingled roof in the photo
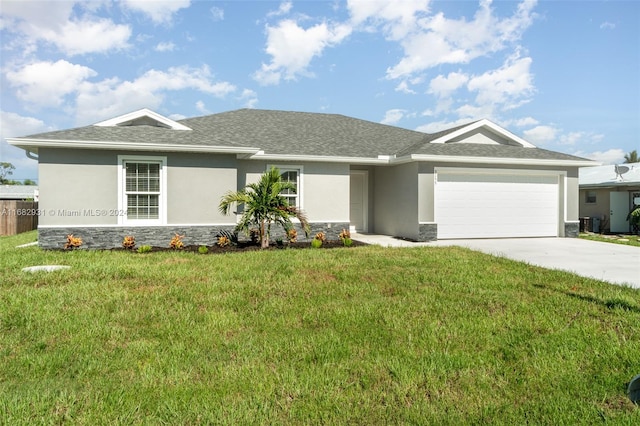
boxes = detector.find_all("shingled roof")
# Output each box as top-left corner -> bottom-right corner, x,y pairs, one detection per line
9,108 -> 593,165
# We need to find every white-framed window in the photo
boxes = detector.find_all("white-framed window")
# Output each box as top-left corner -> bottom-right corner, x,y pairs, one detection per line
118,155 -> 167,225
270,165 -> 303,208
585,190 -> 597,204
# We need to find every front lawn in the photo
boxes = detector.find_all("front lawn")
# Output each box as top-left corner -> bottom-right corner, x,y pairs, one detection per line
1,231 -> 639,424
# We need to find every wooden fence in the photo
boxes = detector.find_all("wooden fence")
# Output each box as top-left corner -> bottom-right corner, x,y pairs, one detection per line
0,201 -> 39,236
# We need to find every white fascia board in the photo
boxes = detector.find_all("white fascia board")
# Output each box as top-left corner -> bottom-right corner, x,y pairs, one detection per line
430,119 -> 536,148
408,154 -> 598,167
246,152 -> 388,165
94,108 -> 192,131
7,138 -> 260,154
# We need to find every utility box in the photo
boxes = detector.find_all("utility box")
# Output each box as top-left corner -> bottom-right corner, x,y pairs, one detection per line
592,217 -> 601,233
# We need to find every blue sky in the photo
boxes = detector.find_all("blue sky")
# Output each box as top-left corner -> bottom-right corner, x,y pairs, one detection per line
1,0 -> 638,182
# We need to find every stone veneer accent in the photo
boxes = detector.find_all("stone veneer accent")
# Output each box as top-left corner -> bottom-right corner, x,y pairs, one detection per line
418,223 -> 438,242
564,221 -> 579,238
38,222 -> 350,249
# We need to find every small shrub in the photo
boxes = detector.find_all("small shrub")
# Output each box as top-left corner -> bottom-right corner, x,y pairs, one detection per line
339,229 -> 352,246
311,238 -> 323,248
122,235 -> 136,250
137,245 -> 152,254
64,234 -> 83,250
287,228 -> 298,243
217,236 -> 231,247
315,231 -> 326,243
169,234 -> 185,250
198,245 -> 209,254
217,230 -> 238,245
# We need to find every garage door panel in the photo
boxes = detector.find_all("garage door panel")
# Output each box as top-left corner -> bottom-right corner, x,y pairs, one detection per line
435,171 -> 559,239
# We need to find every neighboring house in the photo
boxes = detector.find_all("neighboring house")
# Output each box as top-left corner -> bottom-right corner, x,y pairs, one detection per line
8,108 -> 596,249
579,162 -> 640,233
0,185 -> 39,201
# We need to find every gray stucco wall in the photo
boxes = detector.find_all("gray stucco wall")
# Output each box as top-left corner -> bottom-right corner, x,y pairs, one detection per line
167,153 -> 237,225
38,148 -> 118,226
373,162 -> 419,240
237,160 -> 350,223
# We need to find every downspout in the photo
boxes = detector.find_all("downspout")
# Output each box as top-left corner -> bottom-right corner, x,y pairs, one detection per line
26,150 -> 38,161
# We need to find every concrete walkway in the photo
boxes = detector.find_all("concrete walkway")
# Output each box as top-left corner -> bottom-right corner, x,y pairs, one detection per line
351,233 -> 640,289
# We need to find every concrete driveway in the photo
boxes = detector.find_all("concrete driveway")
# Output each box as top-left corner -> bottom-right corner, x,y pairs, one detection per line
352,234 -> 640,289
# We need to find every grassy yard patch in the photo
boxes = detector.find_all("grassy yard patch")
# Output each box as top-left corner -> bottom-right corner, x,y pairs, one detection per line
1,231 -> 639,424
580,232 -> 640,247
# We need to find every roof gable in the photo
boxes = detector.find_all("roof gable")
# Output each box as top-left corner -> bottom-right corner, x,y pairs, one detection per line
428,119 -> 535,148
94,108 -> 192,131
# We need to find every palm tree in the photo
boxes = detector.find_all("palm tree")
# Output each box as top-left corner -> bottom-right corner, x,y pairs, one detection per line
623,150 -> 638,163
219,167 -> 310,248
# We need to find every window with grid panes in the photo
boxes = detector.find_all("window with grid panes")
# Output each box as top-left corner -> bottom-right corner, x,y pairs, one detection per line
279,168 -> 300,207
125,162 -> 161,220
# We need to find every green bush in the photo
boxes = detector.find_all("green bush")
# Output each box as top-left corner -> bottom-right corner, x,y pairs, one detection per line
311,238 -> 323,248
136,245 -> 152,254
198,245 -> 209,254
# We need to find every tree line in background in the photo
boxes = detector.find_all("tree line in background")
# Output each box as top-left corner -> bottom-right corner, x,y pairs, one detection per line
0,162 -> 36,185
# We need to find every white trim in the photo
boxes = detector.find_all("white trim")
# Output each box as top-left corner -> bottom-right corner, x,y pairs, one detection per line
410,154 -> 596,167
38,223 -> 235,228
117,155 -> 167,226
434,166 -> 567,177
254,152 -> 387,164
429,119 -> 536,148
94,108 -> 192,131
8,138 -> 259,155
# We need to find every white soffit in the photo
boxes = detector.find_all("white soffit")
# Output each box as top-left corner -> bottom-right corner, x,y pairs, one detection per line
429,119 -> 536,148
93,108 -> 192,131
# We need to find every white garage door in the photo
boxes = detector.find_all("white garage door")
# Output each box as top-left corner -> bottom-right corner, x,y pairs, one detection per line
435,171 -> 559,239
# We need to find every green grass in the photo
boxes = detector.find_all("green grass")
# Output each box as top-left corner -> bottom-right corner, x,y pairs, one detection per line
580,232 -> 640,247
1,231 -> 639,424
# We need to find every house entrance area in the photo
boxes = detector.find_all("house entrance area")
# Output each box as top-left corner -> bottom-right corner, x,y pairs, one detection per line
349,171 -> 368,232
434,169 -> 560,239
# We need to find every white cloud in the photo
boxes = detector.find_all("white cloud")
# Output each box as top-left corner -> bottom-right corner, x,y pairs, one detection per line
381,109 -> 407,125
428,71 -> 469,97
383,0 -> 537,79
254,19 -> 352,85
42,18 -> 131,56
347,0 -> 430,40
121,0 -> 191,25
416,117 -> 476,134
210,7 -> 224,22
572,148 -> 625,165
155,41 -> 176,52
74,65 -> 236,125
0,111 -> 53,140
511,116 -> 539,127
0,111 -> 53,180
600,21 -> 616,30
523,125 -> 557,145
267,1 -> 293,18
195,100 -> 209,114
238,89 -> 259,109
395,81 -> 416,94
6,60 -> 97,108
1,1 -> 131,56
467,54 -> 534,110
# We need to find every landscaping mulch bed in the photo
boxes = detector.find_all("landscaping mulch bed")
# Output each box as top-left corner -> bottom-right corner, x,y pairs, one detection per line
129,239 -> 368,254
